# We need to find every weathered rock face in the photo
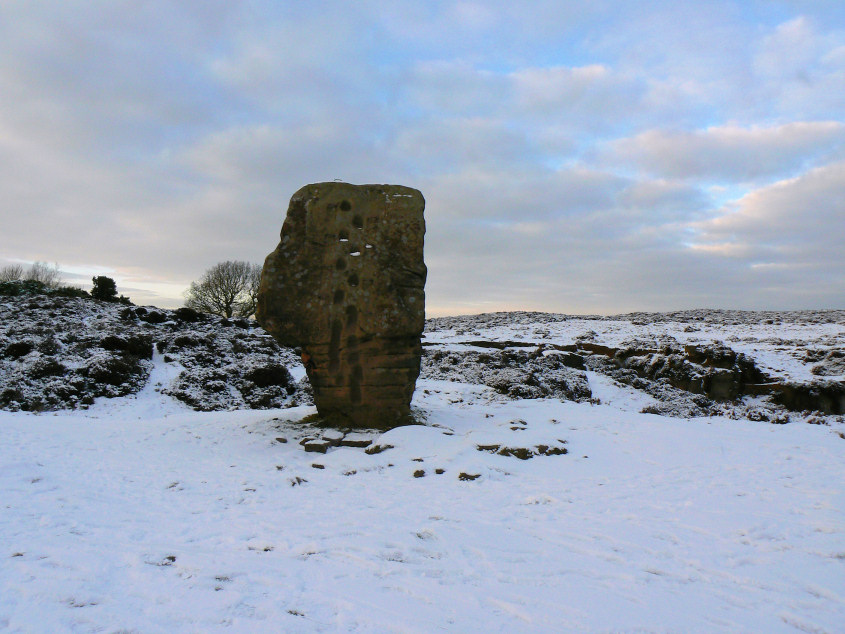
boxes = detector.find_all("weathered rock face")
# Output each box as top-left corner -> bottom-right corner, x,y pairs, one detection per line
256,182 -> 426,429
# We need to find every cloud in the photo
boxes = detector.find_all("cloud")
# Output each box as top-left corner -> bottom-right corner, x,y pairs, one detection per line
180,124 -> 389,185
423,165 -> 629,223
510,64 -> 644,125
693,160 -> 845,258
402,61 -> 508,116
751,16 -> 845,120
1,2 -> 844,313
677,160 -> 845,308
618,179 -> 709,214
754,17 -> 822,78
605,122 -> 845,181
419,165 -> 720,314
392,117 -> 546,174
401,61 -> 648,138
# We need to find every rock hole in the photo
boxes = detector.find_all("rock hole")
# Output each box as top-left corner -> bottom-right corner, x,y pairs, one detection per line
329,319 -> 342,374
333,290 -> 344,304
346,305 -> 358,326
352,215 -> 363,229
350,365 -> 363,404
340,200 -> 352,212
347,273 -> 359,287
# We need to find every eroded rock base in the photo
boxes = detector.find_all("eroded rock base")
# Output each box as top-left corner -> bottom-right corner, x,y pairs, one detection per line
304,336 -> 422,428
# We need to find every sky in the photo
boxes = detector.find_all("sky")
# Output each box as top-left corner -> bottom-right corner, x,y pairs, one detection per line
1,1 -> 843,316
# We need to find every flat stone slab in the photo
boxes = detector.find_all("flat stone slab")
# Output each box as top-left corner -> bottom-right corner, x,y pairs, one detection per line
338,432 -> 375,448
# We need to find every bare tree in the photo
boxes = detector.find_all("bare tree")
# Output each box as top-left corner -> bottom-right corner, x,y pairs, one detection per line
239,263 -> 262,318
25,262 -> 63,288
0,264 -> 24,282
184,260 -> 263,318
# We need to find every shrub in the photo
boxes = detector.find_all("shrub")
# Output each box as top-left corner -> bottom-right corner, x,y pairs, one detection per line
0,388 -> 24,407
0,280 -> 46,297
52,286 -> 90,299
4,341 -> 34,358
245,364 -> 292,388
83,355 -> 143,386
91,276 -> 118,301
37,335 -> 61,356
0,264 -> 24,282
0,279 -> 88,299
139,310 -> 167,324
29,358 -> 68,379
24,262 -> 62,288
99,334 -> 153,359
174,307 -> 203,322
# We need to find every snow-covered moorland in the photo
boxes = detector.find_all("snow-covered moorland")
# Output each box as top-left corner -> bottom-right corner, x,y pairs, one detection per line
1,297 -> 844,632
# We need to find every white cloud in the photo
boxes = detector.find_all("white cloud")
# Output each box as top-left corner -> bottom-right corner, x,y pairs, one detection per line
606,122 -> 845,181
694,160 -> 845,255
682,161 -> 845,307
392,117 -> 543,173
752,16 -> 845,119
1,1 -> 844,313
754,17 -> 822,78
423,165 -> 629,223
402,61 -> 507,116
511,64 -> 639,116
618,180 -> 708,214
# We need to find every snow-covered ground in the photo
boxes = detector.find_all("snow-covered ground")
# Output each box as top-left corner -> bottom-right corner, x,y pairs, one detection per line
424,309 -> 845,384
3,344 -> 844,632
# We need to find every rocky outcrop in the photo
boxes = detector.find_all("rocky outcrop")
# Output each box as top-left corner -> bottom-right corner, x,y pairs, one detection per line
257,182 -> 426,429
614,343 -> 770,401
764,382 -> 845,415
423,334 -> 843,419
422,348 -> 592,403
0,294 -> 307,412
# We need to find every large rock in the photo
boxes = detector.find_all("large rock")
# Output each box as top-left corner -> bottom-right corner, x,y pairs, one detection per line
256,182 -> 426,429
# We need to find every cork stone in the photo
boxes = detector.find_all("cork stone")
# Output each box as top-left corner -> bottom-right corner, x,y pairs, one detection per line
256,182 -> 426,429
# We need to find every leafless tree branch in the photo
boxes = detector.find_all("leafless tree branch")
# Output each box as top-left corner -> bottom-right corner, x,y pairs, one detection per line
184,260 -> 263,318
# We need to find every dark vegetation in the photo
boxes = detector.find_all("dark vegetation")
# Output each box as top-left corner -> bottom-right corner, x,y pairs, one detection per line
0,279 -> 89,299
0,266 -> 130,304
0,289 -> 309,412
91,275 -> 132,304
0,294 -> 149,411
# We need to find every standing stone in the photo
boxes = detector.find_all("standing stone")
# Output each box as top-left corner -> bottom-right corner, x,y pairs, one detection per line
256,182 -> 426,429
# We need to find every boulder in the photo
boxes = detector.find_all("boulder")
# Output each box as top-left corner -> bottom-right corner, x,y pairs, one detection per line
257,182 -> 426,429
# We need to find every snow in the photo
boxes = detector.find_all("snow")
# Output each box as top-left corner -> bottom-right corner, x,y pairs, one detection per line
0,295 -> 307,413
424,310 -> 845,381
2,310 -> 845,632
